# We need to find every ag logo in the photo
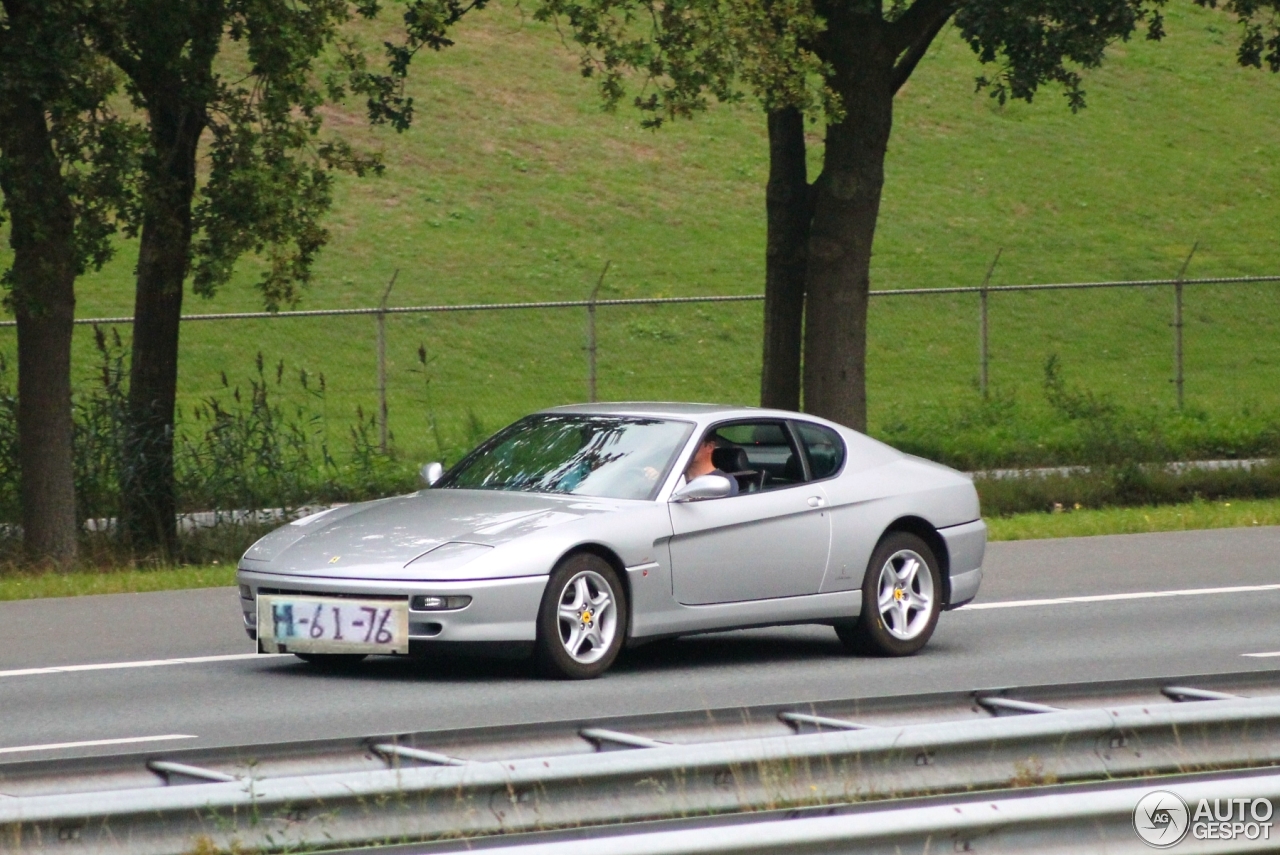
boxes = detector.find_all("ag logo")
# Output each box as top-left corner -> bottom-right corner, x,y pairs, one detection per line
1134,790 -> 1191,848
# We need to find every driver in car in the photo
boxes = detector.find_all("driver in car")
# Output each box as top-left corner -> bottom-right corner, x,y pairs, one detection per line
675,435 -> 740,495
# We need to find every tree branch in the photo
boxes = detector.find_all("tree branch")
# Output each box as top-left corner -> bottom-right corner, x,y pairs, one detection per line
87,16 -> 144,86
887,0 -> 955,56
891,2 -> 954,93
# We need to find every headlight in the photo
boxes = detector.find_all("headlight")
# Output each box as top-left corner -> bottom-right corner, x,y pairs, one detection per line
239,584 -> 253,600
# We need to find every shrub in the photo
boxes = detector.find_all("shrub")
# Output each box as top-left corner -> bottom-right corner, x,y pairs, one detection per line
879,355 -> 1280,470
976,460 -> 1280,516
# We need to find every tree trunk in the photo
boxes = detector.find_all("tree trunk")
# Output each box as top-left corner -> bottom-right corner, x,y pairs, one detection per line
0,96 -> 79,567
802,18 -> 895,432
120,97 -> 204,557
759,107 -> 811,411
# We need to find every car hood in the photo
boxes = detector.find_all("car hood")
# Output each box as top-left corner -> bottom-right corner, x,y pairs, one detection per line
241,489 -> 625,577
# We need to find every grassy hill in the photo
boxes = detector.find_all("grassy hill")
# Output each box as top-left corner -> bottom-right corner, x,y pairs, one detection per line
2,1 -> 1279,479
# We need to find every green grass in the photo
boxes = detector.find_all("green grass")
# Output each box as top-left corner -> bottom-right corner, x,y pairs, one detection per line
1,1 -> 1278,469
987,496 -> 1280,541
0,564 -> 235,601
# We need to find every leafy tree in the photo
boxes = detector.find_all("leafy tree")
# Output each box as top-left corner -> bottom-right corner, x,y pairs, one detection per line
86,0 -> 482,555
0,0 -> 140,566
1201,0 -> 1280,70
537,0 -> 1280,429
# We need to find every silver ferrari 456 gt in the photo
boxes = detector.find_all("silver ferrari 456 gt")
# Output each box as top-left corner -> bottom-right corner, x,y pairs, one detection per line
237,403 -> 985,679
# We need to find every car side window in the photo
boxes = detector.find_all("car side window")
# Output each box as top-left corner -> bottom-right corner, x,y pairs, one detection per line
793,421 -> 845,480
709,422 -> 806,493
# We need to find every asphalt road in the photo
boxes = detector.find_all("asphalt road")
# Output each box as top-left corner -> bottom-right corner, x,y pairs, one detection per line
1,526 -> 1277,761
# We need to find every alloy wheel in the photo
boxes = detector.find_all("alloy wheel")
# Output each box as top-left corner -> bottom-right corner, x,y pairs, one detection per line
876,549 -> 935,640
555,569 -> 618,664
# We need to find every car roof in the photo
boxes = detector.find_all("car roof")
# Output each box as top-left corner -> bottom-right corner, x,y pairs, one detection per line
539,401 -> 841,426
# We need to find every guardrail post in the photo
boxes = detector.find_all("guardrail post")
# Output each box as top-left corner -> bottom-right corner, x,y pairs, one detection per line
979,249 -> 1001,399
586,261 -> 610,403
1173,244 -> 1196,410
377,269 -> 398,452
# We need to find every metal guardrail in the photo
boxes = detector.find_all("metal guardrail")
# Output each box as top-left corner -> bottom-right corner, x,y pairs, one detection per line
972,457 -> 1277,480
6,673 -> 1280,854
9,669 -> 1278,795
414,769 -> 1280,855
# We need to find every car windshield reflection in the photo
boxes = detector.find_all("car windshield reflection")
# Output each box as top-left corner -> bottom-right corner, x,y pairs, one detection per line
436,415 -> 694,501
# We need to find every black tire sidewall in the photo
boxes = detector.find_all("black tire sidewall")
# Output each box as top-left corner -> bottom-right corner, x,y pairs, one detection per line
852,532 -> 942,657
535,553 -> 629,679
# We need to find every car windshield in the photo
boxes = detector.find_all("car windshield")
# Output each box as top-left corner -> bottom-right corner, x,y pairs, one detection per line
436,415 -> 694,501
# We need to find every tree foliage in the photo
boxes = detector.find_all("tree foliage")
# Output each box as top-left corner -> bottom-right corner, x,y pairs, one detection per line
536,0 -> 1184,123
0,0 -> 141,306
957,0 -> 1164,112
77,0 -> 490,555
1199,0 -> 1280,70
0,0 -> 147,566
534,0 -> 1277,429
80,0 -> 487,314
336,0 -> 491,131
87,0 -> 377,312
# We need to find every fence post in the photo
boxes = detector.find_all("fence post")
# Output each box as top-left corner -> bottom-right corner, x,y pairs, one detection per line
979,248 -> 1001,399
377,269 -> 398,453
1173,244 -> 1196,410
586,261 -> 610,403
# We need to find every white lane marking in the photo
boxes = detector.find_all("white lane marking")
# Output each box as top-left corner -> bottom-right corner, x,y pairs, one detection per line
0,734 -> 197,756
0,652 -> 289,679
1243,651 -> 1280,658
959,583 -> 1280,611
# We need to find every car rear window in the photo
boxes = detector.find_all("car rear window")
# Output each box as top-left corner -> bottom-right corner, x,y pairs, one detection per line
794,422 -> 845,480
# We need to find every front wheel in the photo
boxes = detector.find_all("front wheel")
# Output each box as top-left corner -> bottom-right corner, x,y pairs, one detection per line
836,532 -> 942,656
535,553 -> 628,679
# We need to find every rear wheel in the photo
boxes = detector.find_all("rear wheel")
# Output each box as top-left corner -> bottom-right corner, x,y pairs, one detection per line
535,553 -> 628,679
836,532 -> 941,657
294,653 -> 368,670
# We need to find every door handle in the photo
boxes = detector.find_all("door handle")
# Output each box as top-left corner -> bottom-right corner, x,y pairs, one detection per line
807,496 -> 825,508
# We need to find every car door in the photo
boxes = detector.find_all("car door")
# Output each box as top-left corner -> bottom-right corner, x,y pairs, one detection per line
667,421 -> 832,605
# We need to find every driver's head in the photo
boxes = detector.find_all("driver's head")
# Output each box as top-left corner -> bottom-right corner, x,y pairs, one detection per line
688,434 -> 722,475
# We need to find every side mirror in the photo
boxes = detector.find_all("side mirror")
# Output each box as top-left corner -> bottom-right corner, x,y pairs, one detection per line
670,473 -> 734,503
420,461 -> 444,487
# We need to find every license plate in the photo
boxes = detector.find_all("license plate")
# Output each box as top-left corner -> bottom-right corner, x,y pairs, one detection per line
257,595 -> 409,655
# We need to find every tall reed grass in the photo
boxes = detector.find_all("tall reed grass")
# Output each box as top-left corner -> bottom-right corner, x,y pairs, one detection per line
0,328 -> 422,561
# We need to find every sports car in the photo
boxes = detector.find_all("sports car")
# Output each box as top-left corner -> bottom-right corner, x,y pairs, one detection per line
237,403 -> 985,679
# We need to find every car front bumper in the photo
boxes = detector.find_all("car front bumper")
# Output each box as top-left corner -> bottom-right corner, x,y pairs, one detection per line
236,568 -> 546,646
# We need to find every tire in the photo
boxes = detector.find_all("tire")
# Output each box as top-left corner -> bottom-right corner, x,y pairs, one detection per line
294,653 -> 368,670
835,531 -> 942,657
535,553 -> 628,679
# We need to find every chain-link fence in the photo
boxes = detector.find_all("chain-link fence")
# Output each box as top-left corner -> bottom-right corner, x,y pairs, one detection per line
0,273 -> 1277,470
